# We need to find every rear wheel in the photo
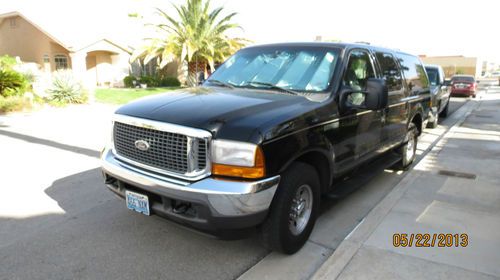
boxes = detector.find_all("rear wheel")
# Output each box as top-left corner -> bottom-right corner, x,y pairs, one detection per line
395,122 -> 418,170
261,162 -> 320,254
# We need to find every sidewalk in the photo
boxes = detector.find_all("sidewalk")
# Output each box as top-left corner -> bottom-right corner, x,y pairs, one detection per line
313,92 -> 500,279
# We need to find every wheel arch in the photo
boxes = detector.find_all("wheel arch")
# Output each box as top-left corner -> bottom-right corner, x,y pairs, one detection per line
278,148 -> 333,194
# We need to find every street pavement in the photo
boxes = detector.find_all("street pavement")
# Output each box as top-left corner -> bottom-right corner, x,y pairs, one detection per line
313,88 -> 500,279
0,97 -> 472,280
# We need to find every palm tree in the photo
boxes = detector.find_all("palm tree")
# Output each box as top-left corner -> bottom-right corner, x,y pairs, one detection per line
132,0 -> 247,85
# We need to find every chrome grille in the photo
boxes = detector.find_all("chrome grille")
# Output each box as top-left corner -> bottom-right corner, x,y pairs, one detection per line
113,121 -> 208,176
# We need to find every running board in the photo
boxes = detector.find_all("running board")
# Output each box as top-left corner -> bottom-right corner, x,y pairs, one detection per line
325,152 -> 402,199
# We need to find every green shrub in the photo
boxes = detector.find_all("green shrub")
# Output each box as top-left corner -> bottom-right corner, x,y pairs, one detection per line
0,96 -> 31,113
0,69 -> 27,97
160,76 -> 181,87
46,70 -> 88,104
138,75 -> 160,87
123,75 -> 137,88
0,55 -> 17,70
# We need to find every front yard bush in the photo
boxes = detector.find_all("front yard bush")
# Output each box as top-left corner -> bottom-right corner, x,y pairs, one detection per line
123,75 -> 137,88
160,76 -> 181,87
0,69 -> 27,97
139,75 -> 160,87
0,96 -> 31,113
46,70 -> 88,104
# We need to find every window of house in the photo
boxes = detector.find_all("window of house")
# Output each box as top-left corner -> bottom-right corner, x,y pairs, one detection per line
43,55 -> 50,63
375,52 -> 403,91
9,18 -> 17,28
54,55 -> 68,70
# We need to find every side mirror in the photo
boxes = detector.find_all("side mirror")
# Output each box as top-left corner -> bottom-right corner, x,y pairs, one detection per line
364,78 -> 388,110
339,78 -> 388,111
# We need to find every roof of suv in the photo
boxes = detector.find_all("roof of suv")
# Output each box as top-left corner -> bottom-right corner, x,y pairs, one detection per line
243,42 -> 413,57
424,64 -> 442,69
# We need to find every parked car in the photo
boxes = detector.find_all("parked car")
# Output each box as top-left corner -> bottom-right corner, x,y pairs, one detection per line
424,64 -> 451,128
101,42 -> 431,254
450,75 -> 477,97
490,71 -> 500,86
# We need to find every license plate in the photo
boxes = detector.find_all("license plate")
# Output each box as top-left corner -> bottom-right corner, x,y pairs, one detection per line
125,190 -> 150,216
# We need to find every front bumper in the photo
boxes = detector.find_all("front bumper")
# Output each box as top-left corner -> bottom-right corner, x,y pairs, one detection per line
101,148 -> 280,237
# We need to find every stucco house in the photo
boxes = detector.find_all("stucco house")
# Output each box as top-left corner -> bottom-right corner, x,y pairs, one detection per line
420,55 -> 483,78
0,11 -> 133,87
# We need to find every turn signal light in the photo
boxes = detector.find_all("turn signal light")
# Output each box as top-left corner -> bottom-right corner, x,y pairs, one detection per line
212,147 -> 265,179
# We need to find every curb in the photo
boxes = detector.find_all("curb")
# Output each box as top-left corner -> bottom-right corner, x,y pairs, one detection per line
311,98 -> 481,280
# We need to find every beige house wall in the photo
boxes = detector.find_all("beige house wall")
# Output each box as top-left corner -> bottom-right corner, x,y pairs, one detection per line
0,15 -> 70,72
421,56 -> 481,78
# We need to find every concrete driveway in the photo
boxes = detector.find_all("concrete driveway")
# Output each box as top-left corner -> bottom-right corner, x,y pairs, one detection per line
0,98 -> 471,280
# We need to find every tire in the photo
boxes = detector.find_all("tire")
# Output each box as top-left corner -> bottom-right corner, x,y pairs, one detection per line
426,111 -> 438,129
394,122 -> 418,170
261,162 -> 320,254
439,99 -> 449,118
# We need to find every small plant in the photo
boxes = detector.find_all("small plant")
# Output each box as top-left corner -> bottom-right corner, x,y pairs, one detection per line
0,55 -> 17,69
123,75 -> 137,88
0,95 -> 31,113
160,76 -> 181,87
0,69 -> 27,97
46,70 -> 88,104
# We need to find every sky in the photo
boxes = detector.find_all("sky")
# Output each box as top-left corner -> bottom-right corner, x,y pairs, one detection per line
1,0 -> 499,63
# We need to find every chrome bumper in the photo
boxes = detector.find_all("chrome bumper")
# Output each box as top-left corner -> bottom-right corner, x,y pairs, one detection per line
101,147 -> 280,216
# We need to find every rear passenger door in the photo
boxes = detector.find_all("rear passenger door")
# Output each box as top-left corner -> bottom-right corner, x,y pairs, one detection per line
374,52 -> 407,148
396,53 -> 431,128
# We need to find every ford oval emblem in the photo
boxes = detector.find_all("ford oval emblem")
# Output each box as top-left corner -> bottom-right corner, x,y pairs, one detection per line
134,140 -> 150,151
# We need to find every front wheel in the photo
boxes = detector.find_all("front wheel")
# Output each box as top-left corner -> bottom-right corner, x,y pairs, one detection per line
439,99 -> 449,118
395,122 -> 418,170
427,111 -> 438,128
261,162 -> 320,254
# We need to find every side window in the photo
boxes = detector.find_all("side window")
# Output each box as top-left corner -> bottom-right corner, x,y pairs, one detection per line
396,54 -> 429,93
375,52 -> 403,92
342,50 -> 375,106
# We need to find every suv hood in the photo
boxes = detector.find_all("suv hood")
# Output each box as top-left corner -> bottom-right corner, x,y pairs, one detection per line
115,87 -> 320,143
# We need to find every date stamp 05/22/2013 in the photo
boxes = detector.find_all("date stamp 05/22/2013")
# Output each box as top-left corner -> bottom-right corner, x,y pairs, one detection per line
393,233 -> 469,248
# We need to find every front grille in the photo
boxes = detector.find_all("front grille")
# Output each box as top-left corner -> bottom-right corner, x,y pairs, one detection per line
113,121 -> 208,175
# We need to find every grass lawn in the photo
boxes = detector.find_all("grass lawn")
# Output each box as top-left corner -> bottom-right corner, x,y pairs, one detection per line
95,87 -> 181,104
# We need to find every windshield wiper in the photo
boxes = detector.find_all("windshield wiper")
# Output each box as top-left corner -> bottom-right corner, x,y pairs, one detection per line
205,79 -> 235,89
245,81 -> 300,95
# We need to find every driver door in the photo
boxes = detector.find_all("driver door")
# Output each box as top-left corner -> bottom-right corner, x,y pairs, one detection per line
338,49 -> 383,163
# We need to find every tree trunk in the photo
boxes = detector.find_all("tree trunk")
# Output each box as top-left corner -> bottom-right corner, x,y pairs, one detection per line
187,60 -> 207,86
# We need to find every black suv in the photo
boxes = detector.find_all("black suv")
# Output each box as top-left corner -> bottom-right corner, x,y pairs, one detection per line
101,43 -> 430,254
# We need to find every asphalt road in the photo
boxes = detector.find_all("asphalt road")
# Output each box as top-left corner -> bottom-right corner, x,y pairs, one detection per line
0,96 -> 472,280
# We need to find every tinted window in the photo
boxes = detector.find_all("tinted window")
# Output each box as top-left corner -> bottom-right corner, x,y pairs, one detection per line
208,47 -> 339,92
342,50 -> 376,106
425,67 -> 439,86
375,52 -> 403,91
396,54 -> 429,93
342,50 -> 375,90
451,76 -> 474,83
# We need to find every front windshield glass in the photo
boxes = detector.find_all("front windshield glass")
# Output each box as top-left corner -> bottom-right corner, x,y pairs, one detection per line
207,47 -> 340,93
425,68 -> 439,86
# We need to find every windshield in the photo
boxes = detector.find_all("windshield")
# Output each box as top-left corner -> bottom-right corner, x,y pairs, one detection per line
206,47 -> 340,93
425,68 -> 439,86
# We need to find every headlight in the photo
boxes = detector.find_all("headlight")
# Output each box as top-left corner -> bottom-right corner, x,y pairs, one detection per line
211,139 -> 265,179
